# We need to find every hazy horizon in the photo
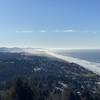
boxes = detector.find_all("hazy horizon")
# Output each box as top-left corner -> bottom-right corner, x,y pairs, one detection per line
0,47 -> 100,50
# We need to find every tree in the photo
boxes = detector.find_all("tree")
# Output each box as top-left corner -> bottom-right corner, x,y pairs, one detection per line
15,78 -> 33,100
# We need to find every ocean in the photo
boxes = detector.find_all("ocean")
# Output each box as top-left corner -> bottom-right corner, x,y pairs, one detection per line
55,49 -> 100,63
50,49 -> 100,75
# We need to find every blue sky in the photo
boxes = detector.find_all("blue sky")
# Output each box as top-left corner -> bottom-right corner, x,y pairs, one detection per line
0,0 -> 100,49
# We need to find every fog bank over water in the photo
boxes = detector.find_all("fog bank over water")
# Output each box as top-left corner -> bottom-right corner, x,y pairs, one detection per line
46,50 -> 100,75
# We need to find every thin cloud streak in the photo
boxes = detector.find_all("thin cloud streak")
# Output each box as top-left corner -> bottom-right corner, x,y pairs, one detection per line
16,29 -> 98,34
39,30 -> 47,33
54,29 -> 77,33
16,30 -> 33,33
63,29 -> 77,32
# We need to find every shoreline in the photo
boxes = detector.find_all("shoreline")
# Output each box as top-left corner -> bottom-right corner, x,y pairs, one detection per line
46,51 -> 100,75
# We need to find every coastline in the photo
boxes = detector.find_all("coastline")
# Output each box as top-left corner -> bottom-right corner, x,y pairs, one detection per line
46,51 -> 100,75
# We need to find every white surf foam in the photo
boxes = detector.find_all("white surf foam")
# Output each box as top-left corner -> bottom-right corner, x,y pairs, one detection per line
46,50 -> 100,75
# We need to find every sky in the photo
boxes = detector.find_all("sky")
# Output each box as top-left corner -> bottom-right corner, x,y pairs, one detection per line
0,0 -> 100,49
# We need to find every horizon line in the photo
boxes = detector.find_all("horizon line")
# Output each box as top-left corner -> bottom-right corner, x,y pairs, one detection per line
0,46 -> 100,50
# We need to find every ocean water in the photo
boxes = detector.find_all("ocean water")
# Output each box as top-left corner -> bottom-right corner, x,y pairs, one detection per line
49,49 -> 100,75
55,49 -> 100,63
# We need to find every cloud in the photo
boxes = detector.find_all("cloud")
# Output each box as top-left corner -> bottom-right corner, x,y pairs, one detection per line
63,29 -> 77,32
54,29 -> 77,33
16,30 -> 33,33
16,29 -> 97,34
81,30 -> 98,34
16,30 -> 47,33
39,30 -> 47,33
